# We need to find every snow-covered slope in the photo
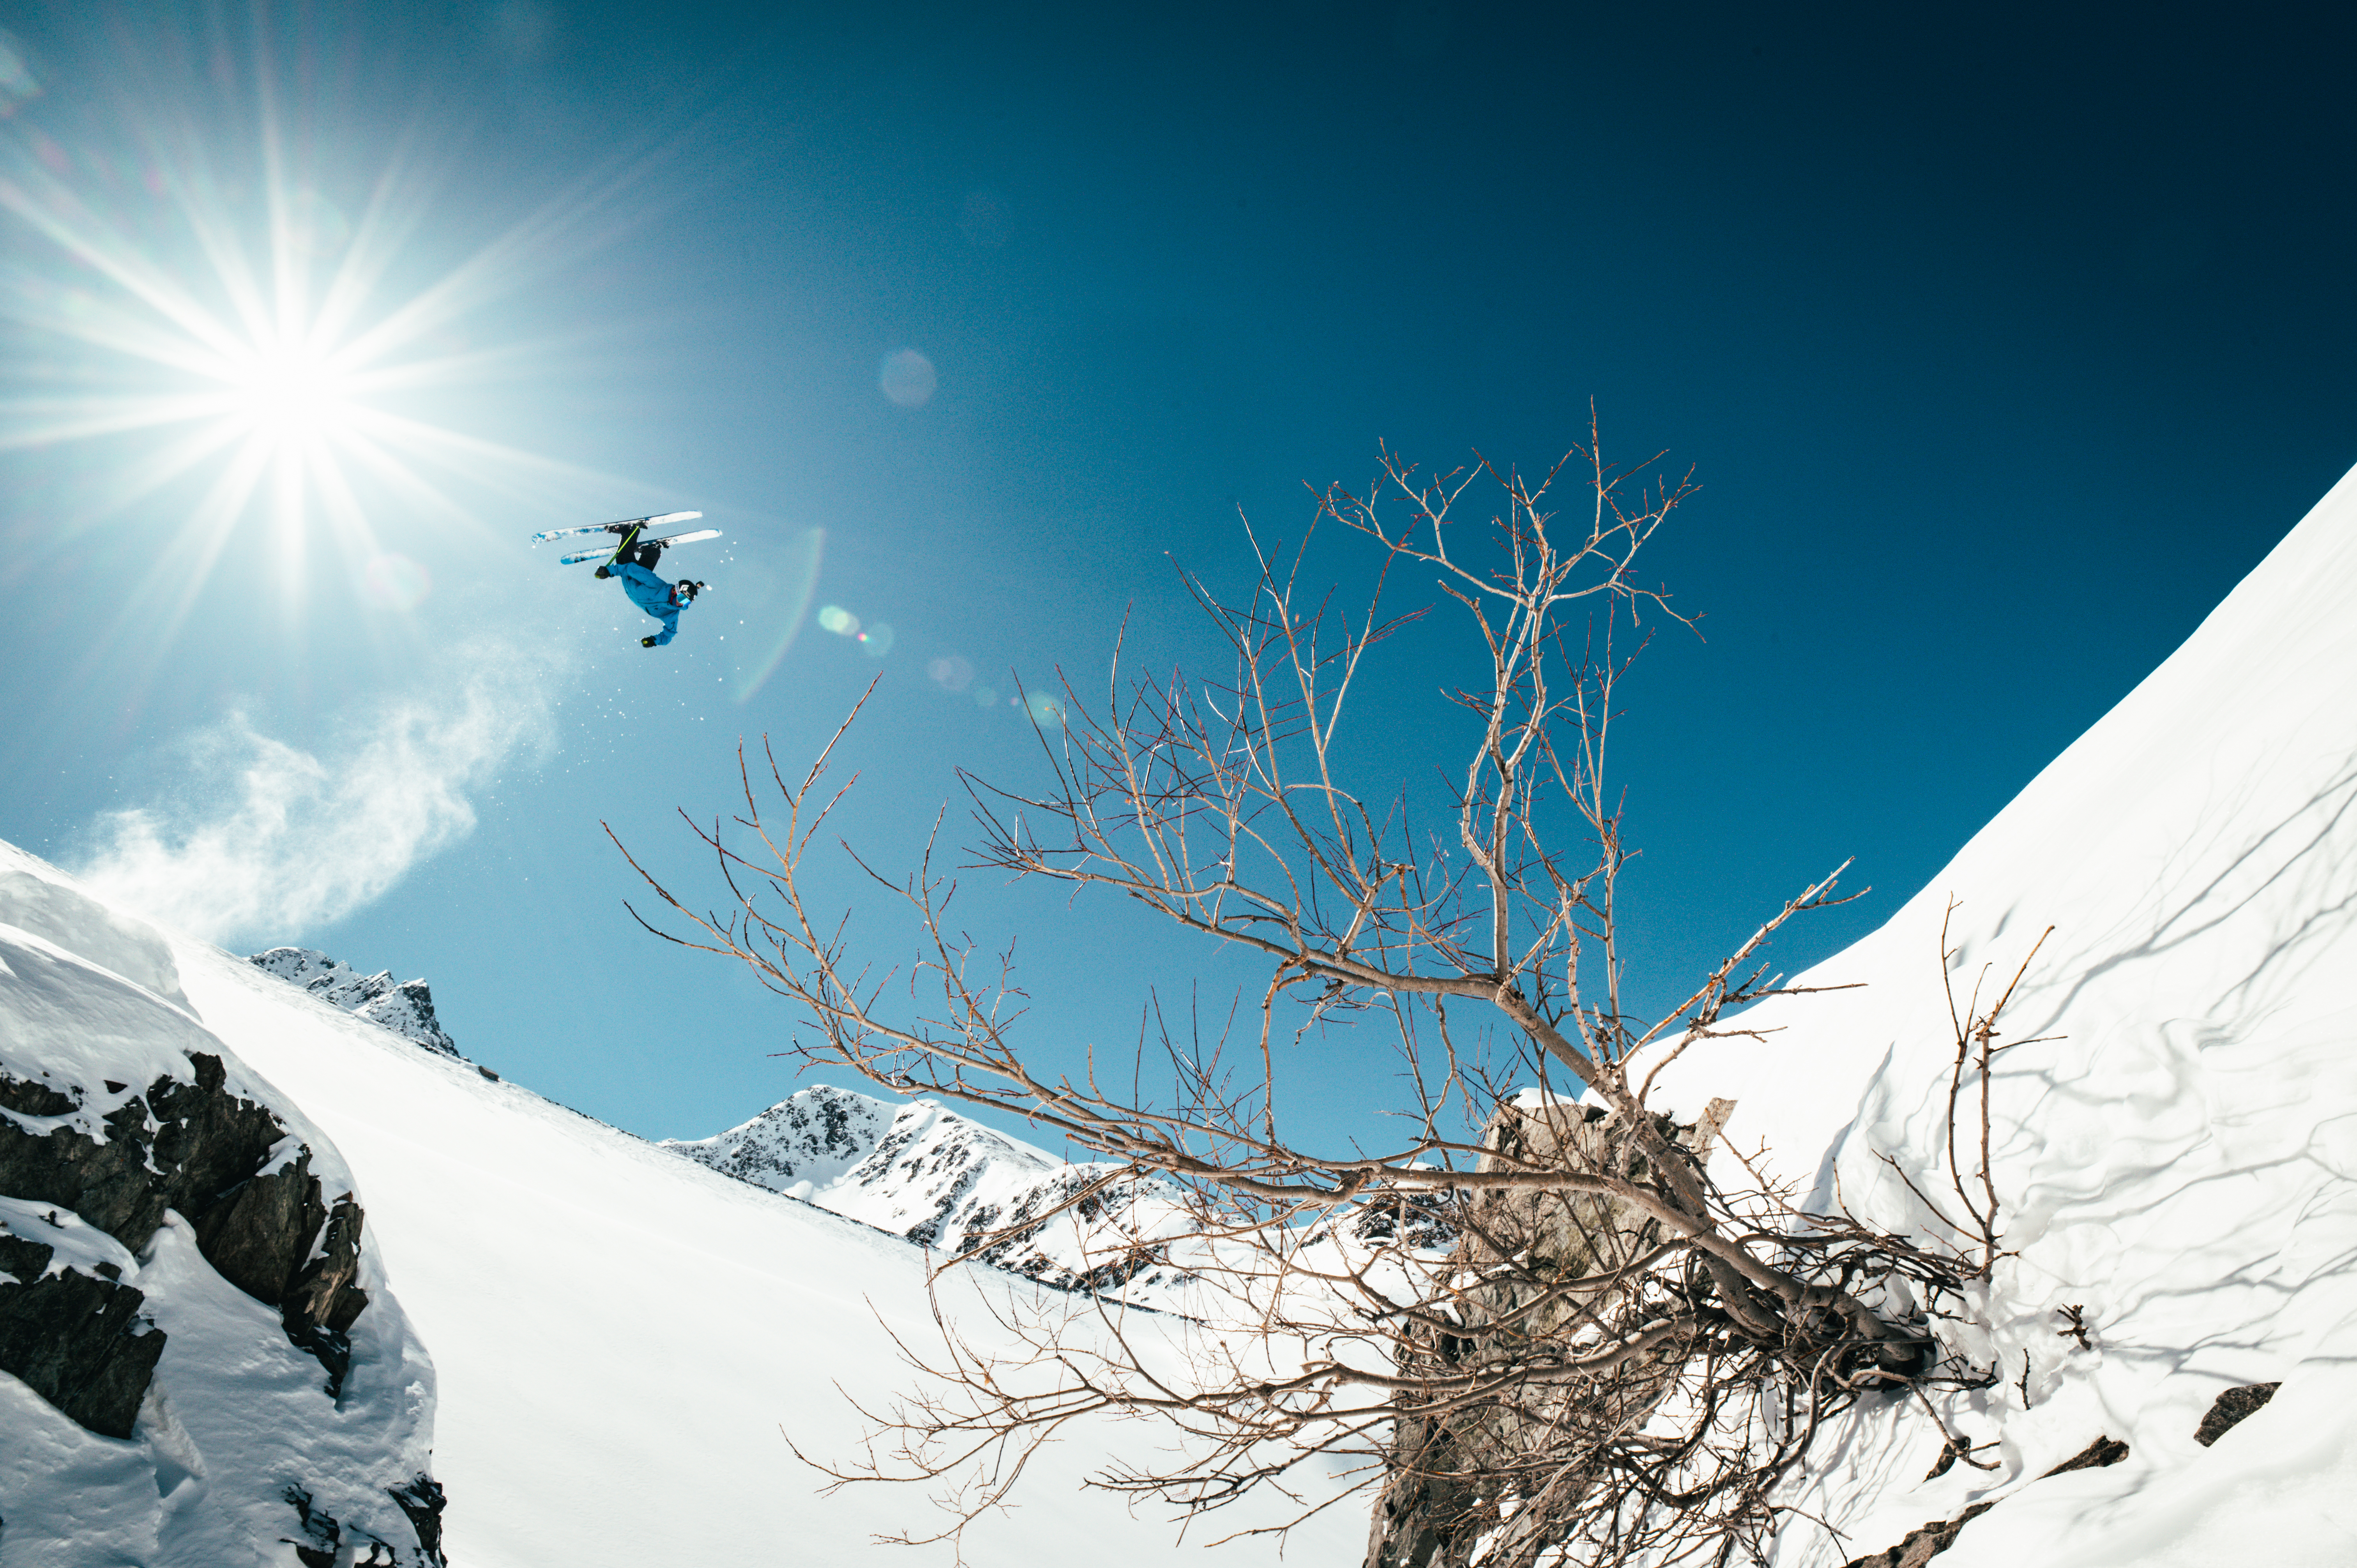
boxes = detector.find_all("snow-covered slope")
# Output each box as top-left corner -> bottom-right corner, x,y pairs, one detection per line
665,1086 -> 1193,1297
0,848 -> 442,1566
133,911 -> 1355,1566
1646,467 -> 2357,1563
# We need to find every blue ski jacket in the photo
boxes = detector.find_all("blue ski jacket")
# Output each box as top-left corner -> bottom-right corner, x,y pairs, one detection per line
613,561 -> 687,645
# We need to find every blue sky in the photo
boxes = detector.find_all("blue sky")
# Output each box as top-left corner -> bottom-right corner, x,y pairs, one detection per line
3,0 -> 2354,1151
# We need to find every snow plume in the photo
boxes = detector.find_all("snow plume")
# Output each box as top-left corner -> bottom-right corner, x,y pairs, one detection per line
77,659 -> 549,943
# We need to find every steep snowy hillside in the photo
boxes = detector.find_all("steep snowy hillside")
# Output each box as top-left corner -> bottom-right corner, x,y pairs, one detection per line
666,1086 -> 1193,1297
116,893 -> 1359,1566
0,852 -> 443,1566
1644,466 -> 2357,1564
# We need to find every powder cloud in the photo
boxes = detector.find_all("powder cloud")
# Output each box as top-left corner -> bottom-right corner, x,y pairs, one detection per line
77,662 -> 551,944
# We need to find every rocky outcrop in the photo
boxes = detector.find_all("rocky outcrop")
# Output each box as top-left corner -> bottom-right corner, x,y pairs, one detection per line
249,947 -> 461,1058
0,856 -> 445,1567
1840,1436 -> 2131,1568
0,1052 -> 372,1413
2193,1381 -> 2279,1446
664,1082 -> 894,1191
0,1220 -> 164,1438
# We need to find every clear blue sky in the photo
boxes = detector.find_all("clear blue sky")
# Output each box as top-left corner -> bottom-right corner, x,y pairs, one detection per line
4,0 -> 2353,1152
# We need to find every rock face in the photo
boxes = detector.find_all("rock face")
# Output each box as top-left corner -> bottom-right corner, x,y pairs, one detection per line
0,1051 -> 371,1403
0,1199 -> 164,1438
0,858 -> 445,1566
249,947 -> 460,1058
664,1085 -> 1190,1299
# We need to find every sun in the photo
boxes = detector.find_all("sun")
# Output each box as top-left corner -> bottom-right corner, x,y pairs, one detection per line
217,339 -> 357,443
0,27 -> 654,646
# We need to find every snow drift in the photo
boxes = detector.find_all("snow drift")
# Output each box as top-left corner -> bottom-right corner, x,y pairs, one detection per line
1643,467 -> 2357,1564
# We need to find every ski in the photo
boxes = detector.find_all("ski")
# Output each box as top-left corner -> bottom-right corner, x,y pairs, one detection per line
531,510 -> 701,544
560,528 -> 720,565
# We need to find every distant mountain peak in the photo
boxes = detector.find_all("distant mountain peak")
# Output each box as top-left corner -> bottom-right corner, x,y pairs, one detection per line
663,1086 -> 1191,1301
248,948 -> 460,1059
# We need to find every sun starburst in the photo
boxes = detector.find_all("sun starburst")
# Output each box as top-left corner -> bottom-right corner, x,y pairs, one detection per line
0,23 -> 663,673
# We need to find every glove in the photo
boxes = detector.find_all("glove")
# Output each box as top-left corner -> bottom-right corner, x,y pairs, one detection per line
641,636 -> 658,648
594,565 -> 611,579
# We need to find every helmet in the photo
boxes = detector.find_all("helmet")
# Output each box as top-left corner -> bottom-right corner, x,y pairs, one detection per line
677,579 -> 704,602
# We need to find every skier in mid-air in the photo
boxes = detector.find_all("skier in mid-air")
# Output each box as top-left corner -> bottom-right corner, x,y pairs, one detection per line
595,523 -> 706,648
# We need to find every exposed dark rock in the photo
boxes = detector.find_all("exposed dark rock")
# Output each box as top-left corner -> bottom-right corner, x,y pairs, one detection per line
0,1231 -> 166,1439
2194,1381 -> 2279,1446
285,1479 -> 443,1568
1841,1436 -> 2129,1568
388,1474 -> 449,1564
0,1054 -> 373,1421
1841,1503 -> 1997,1568
194,1153 -> 329,1303
2042,1434 -> 2130,1475
0,1054 -> 286,1258
0,1078 -> 76,1118
282,1485 -> 342,1567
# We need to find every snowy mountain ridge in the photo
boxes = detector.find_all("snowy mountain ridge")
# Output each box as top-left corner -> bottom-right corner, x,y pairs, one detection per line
248,946 -> 461,1059
663,1085 -> 1194,1299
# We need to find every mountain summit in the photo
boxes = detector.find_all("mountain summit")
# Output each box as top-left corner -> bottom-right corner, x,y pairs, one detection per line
664,1085 -> 1189,1298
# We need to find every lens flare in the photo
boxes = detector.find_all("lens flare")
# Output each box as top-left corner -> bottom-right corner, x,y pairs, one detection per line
1024,692 -> 1067,728
733,526 -> 824,705
878,349 -> 936,408
817,604 -> 859,636
360,552 -> 430,611
927,654 -> 974,692
855,622 -> 894,657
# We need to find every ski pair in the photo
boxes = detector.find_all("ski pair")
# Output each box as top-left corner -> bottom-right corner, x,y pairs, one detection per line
559,526 -> 720,566
531,510 -> 701,544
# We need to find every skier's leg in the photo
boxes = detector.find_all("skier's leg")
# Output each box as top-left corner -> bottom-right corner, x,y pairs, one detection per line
597,522 -> 645,579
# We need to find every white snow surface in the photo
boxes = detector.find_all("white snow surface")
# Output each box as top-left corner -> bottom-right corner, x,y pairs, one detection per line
0,846 -> 438,1567
0,866 -> 192,1012
1637,464 -> 2357,1562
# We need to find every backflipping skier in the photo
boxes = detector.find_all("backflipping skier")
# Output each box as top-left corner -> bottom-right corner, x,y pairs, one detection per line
595,523 -> 706,648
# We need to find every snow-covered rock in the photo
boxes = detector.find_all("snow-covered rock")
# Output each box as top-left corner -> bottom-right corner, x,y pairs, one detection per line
662,1082 -> 895,1194
249,946 -> 461,1058
0,850 -> 443,1567
1642,464 -> 2357,1563
665,1086 -> 1193,1298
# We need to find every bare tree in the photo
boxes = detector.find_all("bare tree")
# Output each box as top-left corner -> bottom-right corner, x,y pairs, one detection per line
615,426 -> 2014,1567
